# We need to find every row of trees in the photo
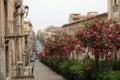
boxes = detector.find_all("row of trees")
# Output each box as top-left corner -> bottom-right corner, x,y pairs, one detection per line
40,18 -> 120,70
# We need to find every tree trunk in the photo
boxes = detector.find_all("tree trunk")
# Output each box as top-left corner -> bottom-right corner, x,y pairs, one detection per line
114,52 -> 117,61
95,53 -> 99,71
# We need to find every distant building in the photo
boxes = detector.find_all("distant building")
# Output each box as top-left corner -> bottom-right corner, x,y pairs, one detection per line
24,21 -> 33,36
23,21 -> 34,66
68,11 -> 98,23
108,0 -> 120,21
63,12 -> 107,35
87,11 -> 98,17
37,26 -> 63,43
68,13 -> 87,23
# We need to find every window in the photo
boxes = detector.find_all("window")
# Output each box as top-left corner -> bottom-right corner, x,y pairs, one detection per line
113,0 -> 118,12
114,0 -> 117,5
114,0 -> 118,6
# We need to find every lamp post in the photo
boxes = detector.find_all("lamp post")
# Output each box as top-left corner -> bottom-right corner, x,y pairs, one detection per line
14,5 -> 29,18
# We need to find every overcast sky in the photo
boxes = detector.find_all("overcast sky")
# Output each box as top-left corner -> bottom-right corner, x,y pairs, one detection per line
23,0 -> 107,33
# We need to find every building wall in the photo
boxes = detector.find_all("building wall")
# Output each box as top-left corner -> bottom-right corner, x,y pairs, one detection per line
62,13 -> 108,60
108,0 -> 120,59
0,0 -> 29,79
24,21 -> 33,36
0,0 -> 6,79
23,21 -> 33,65
63,13 -> 108,35
68,13 -> 87,23
108,0 -> 120,20
6,0 -> 16,78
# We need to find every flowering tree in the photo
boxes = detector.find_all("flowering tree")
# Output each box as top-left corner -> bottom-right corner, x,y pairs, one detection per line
75,18 -> 120,70
42,18 -> 120,71
43,32 -> 76,59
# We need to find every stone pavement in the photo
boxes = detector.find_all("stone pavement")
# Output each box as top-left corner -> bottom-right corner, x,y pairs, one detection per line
33,60 -> 67,80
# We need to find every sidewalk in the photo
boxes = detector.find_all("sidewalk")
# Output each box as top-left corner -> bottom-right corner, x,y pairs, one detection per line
33,60 -> 67,80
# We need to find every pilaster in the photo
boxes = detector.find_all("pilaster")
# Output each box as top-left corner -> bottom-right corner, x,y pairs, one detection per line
108,0 -> 113,20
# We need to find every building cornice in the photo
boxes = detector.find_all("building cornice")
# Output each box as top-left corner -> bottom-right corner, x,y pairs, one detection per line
62,12 -> 108,28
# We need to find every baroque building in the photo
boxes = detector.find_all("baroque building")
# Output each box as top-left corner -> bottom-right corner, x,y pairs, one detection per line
37,26 -> 63,43
0,0 -> 33,80
68,12 -> 98,23
23,21 -> 34,66
108,0 -> 120,20
63,12 -> 108,35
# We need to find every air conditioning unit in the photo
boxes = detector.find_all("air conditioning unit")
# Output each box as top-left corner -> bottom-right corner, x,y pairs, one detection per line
15,0 -> 23,9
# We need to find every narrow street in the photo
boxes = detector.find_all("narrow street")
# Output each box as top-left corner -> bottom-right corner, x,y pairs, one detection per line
33,60 -> 66,80
36,38 -> 43,53
33,38 -> 66,80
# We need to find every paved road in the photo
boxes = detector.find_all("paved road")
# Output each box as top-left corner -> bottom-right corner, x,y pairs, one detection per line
33,39 -> 66,80
36,39 -> 43,53
33,60 -> 66,80
32,38 -> 43,61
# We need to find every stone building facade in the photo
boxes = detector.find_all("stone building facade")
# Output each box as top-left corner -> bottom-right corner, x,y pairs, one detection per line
108,0 -> 120,59
108,0 -> 120,20
63,13 -> 108,35
68,12 -> 98,23
37,26 -> 63,43
0,0 -> 31,79
62,13 -> 108,60
23,21 -> 34,66
0,0 -> 6,79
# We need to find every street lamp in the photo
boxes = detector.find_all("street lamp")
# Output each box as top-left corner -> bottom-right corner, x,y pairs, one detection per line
22,5 -> 29,18
13,5 -> 29,18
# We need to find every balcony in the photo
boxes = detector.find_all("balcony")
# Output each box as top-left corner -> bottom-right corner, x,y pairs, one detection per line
5,34 -> 28,39
113,5 -> 118,12
11,67 -> 34,80
4,20 -> 28,39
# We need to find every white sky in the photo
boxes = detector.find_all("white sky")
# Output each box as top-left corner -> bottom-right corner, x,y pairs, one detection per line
23,0 -> 107,33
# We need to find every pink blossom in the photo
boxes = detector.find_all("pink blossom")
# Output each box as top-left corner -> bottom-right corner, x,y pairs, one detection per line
94,17 -> 97,21
85,66 -> 91,71
90,29 -> 94,33
97,35 -> 101,39
76,28 -> 82,34
94,32 -> 97,35
102,26 -> 107,32
117,38 -> 120,41
86,34 -> 90,38
90,22 -> 95,26
107,29 -> 111,33
108,34 -> 113,39
103,19 -> 107,23
115,32 -> 119,34
105,43 -> 109,47
95,23 -> 100,29
107,57 -> 112,61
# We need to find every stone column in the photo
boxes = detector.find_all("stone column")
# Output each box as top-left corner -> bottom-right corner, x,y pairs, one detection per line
108,0 -> 113,20
0,0 -> 6,80
118,0 -> 120,21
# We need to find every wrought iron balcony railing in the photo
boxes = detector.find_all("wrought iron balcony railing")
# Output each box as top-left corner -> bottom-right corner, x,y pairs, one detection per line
12,66 -> 34,80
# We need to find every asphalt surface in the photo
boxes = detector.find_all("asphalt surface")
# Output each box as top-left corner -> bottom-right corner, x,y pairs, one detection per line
33,60 -> 66,80
33,39 -> 66,80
